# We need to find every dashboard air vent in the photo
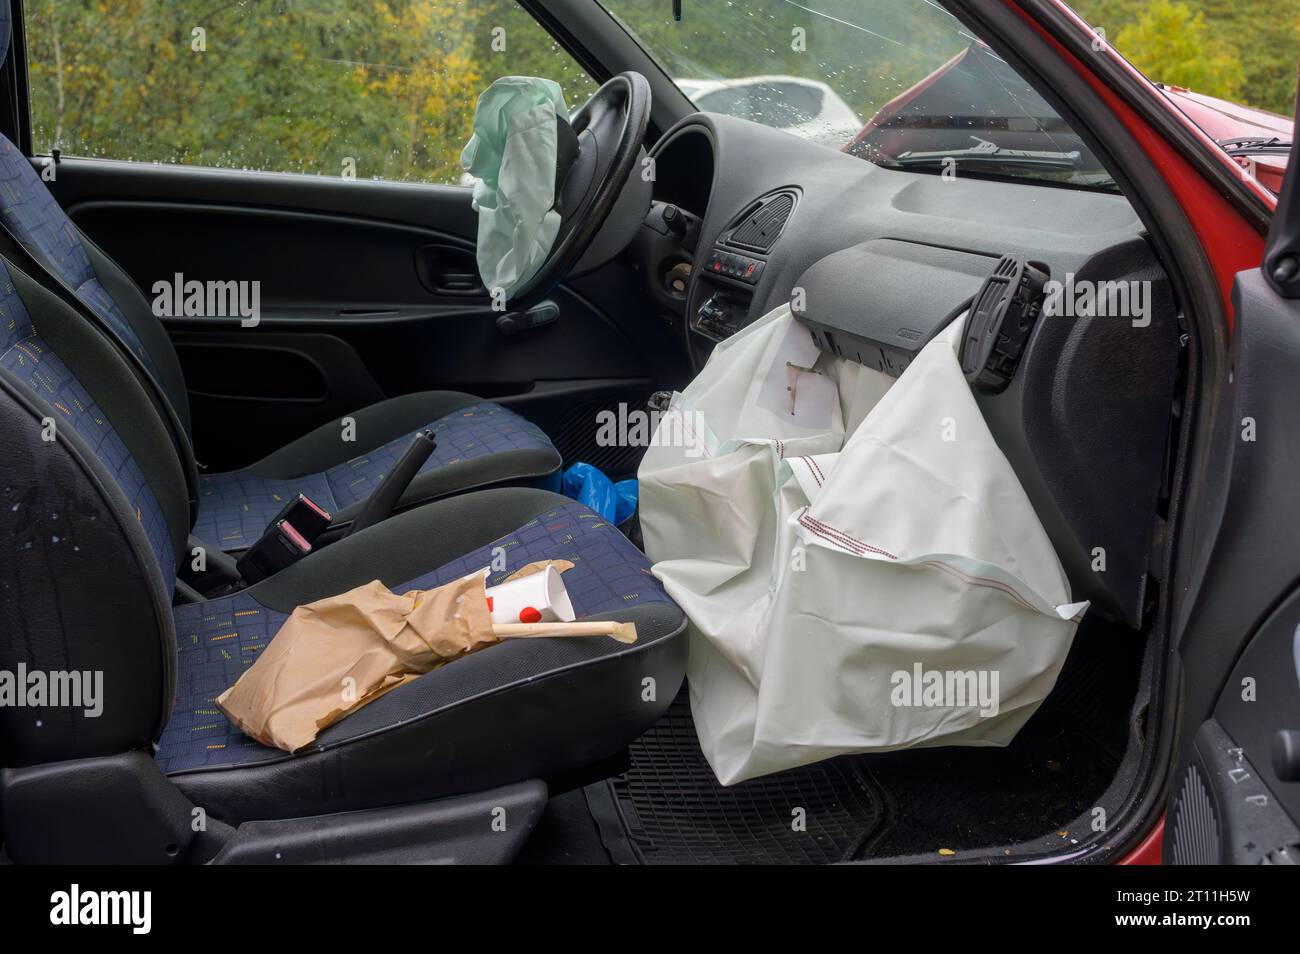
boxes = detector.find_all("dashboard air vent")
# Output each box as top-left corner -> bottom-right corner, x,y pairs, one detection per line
727,191 -> 796,252
959,255 -> 1048,394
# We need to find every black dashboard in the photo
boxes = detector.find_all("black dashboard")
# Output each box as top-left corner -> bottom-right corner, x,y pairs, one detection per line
643,112 -> 1154,360
630,112 -> 1183,634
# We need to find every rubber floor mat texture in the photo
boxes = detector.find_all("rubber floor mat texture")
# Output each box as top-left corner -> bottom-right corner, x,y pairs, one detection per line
582,615 -> 1137,864
587,694 -> 889,865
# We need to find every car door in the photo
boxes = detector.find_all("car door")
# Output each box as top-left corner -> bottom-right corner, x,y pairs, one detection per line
11,0 -> 687,473
1165,114 -> 1300,865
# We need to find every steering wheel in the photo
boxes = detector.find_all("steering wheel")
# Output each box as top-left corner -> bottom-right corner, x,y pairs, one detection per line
507,71 -> 651,307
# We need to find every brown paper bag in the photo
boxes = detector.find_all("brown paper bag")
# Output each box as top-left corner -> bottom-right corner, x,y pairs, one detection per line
216,567 -> 636,753
217,573 -> 495,753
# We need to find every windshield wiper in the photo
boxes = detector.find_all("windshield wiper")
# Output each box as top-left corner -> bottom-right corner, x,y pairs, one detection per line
890,136 -> 1082,170
1217,136 -> 1291,157
1064,170 -> 1117,188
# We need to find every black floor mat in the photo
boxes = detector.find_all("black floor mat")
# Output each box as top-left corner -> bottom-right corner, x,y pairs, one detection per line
581,615 -> 1142,864
587,694 -> 890,865
858,613 -> 1141,858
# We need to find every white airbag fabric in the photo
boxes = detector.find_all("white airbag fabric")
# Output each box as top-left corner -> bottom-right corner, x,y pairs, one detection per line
461,76 -> 570,298
639,305 -> 1087,785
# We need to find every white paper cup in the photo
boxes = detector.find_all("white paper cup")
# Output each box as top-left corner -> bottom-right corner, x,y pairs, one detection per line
485,566 -> 576,624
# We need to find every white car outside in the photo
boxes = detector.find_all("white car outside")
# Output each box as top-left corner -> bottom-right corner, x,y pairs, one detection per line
676,74 -> 861,148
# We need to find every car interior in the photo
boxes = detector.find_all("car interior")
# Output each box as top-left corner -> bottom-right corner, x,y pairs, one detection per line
0,0 -> 1199,864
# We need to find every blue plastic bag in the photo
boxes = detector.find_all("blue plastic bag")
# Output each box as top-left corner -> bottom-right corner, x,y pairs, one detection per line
562,462 -> 637,525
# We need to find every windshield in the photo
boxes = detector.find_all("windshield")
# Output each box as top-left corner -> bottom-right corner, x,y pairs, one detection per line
600,0 -> 1117,191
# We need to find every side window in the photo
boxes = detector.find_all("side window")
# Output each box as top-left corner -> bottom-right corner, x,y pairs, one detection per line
22,0 -> 597,184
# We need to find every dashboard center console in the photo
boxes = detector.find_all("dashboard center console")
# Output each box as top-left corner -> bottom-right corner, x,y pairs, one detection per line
689,189 -> 797,342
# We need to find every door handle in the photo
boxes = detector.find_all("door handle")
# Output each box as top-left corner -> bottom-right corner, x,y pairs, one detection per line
496,300 -> 560,336
437,273 -> 481,293
414,243 -> 487,297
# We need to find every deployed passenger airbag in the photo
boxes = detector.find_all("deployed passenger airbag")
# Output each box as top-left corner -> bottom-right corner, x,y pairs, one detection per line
639,305 -> 1087,785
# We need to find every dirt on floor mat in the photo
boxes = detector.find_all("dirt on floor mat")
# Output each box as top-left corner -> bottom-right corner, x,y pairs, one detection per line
585,693 -> 892,865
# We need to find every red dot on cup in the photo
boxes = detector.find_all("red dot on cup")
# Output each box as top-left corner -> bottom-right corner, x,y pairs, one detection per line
519,606 -> 542,623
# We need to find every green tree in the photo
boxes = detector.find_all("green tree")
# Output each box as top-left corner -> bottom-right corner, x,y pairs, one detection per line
1114,0 -> 1245,100
24,0 -> 595,183
1074,0 -> 1299,116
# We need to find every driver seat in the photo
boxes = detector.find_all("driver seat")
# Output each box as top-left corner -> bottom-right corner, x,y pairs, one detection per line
0,9 -> 561,552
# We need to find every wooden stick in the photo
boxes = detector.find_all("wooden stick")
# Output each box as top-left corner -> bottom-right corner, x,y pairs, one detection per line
492,621 -> 637,644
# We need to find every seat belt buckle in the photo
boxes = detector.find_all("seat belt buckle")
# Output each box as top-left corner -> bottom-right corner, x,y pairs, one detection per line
236,519 -> 314,585
270,493 -> 332,543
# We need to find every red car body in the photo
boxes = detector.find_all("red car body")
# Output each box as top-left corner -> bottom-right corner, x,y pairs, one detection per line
1161,86 -> 1293,193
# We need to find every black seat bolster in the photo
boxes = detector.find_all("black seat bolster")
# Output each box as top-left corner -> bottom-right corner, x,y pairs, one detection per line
327,448 -> 562,526
11,267 -> 192,564
242,390 -> 499,480
80,236 -> 194,436
0,374 -> 176,766
172,602 -> 687,823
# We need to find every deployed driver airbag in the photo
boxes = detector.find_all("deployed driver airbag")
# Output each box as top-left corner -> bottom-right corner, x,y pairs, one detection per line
639,304 -> 1087,785
461,76 -> 570,297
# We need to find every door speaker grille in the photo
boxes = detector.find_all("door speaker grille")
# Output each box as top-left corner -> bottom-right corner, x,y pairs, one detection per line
1170,762 -> 1220,864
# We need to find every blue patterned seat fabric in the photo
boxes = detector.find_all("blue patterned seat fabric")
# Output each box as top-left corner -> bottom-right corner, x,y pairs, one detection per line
158,500 -> 669,773
0,260 -> 174,574
0,136 -> 158,378
192,402 -> 555,550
